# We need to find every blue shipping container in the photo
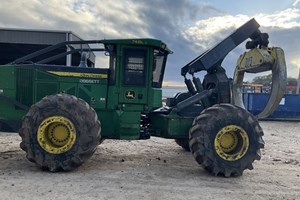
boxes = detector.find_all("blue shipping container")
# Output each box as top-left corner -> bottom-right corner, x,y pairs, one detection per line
243,93 -> 300,119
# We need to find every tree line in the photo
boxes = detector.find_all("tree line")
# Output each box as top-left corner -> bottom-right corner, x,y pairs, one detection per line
251,74 -> 297,86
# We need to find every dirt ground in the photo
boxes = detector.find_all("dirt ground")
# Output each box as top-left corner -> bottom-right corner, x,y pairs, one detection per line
0,121 -> 300,200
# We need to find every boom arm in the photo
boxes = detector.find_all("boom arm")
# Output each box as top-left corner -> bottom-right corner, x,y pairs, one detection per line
181,18 -> 260,76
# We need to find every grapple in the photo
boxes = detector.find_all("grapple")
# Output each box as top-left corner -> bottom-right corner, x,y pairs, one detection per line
232,39 -> 287,118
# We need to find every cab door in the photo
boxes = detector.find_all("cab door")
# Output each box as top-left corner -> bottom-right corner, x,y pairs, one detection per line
118,46 -> 150,105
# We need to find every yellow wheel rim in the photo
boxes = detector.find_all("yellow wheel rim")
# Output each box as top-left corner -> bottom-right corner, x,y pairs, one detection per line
37,116 -> 76,154
214,125 -> 249,161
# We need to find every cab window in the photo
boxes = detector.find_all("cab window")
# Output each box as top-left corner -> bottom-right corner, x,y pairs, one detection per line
107,45 -> 116,85
123,49 -> 146,86
152,49 -> 167,88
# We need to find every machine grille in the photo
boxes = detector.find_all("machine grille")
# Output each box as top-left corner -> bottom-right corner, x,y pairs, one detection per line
16,68 -> 34,106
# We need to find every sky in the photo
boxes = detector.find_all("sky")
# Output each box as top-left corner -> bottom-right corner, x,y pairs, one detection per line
0,0 -> 300,86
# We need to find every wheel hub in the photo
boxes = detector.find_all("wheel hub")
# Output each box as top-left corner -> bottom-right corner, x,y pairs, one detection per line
48,123 -> 70,146
219,132 -> 238,153
37,116 -> 76,154
214,125 -> 249,161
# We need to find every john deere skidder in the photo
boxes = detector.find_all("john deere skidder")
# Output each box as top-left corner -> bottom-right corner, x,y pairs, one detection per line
0,19 -> 286,177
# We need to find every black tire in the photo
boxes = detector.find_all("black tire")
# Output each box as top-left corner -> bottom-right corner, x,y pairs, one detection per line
175,139 -> 190,152
19,94 -> 101,172
189,103 -> 264,177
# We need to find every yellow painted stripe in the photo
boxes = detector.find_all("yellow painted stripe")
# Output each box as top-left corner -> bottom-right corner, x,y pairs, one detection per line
47,71 -> 108,79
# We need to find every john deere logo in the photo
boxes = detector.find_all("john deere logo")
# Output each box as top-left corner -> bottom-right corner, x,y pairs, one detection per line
125,90 -> 135,99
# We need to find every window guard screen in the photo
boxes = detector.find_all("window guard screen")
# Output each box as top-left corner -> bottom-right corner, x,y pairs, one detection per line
123,49 -> 146,86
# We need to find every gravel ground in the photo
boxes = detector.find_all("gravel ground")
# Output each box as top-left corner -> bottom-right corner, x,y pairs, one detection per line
0,121 -> 300,200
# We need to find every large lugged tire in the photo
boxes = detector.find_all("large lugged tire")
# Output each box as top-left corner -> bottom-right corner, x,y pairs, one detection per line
189,103 -> 264,177
175,139 -> 190,152
19,94 -> 101,172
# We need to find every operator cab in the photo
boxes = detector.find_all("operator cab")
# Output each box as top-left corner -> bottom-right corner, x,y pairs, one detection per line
102,39 -> 171,112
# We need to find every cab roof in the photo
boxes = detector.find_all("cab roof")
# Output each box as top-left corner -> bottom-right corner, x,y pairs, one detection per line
100,38 -> 172,54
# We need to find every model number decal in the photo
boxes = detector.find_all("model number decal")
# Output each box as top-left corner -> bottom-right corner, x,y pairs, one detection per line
47,71 -> 108,79
79,79 -> 100,84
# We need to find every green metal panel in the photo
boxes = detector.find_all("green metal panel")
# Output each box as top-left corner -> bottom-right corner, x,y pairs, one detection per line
36,70 -> 58,80
0,65 -> 15,90
118,86 -> 148,105
16,67 -> 34,106
0,65 -> 27,120
78,83 -> 107,109
120,104 -> 144,112
106,86 -> 119,110
117,110 -> 141,139
35,82 -> 59,102
149,111 -> 194,139
96,109 -> 141,139
148,88 -> 162,110
96,110 -> 117,138
78,85 -> 92,104
60,82 -> 77,96
0,101 -> 26,120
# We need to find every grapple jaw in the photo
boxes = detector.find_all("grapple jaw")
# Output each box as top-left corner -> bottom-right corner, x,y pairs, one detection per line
232,47 -> 287,118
